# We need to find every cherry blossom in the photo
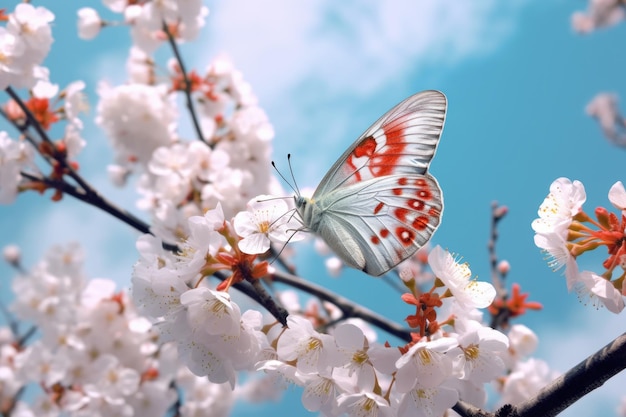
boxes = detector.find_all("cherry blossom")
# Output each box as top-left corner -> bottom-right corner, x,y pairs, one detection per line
0,3 -> 53,89
531,177 -> 586,235
609,180 -> 626,212
0,132 -> 28,203
532,178 -> 588,290
428,245 -> 496,310
332,323 -> 377,390
533,178 -> 626,305
96,83 -> 177,165
234,196 -> 303,255
0,27 -> 25,90
501,358 -> 558,405
336,391 -> 394,417
180,288 -> 241,336
507,324 -> 538,360
277,315 -> 341,375
576,270 -> 625,313
455,323 -> 509,383
77,8 -> 102,40
396,383 -> 459,417
395,337 -> 460,392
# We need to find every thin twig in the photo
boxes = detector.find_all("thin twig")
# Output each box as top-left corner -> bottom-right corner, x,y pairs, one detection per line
0,101 -> 64,174
161,22 -> 207,144
4,87 -> 95,194
16,325 -> 37,347
488,201 -> 507,297
0,300 -> 19,338
19,171 -> 179,252
248,277 -> 288,326
271,270 -> 412,342
488,202 -> 512,329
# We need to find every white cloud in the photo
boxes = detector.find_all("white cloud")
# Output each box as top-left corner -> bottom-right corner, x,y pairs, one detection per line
205,0 -> 527,100
200,0 -> 529,184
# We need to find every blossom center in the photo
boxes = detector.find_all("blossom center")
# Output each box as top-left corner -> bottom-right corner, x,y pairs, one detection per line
258,220 -> 270,234
352,350 -> 368,365
418,349 -> 432,365
463,344 -> 480,361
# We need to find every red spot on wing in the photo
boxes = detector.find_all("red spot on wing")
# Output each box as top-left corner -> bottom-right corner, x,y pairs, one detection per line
346,136 -> 378,182
395,208 -> 409,222
415,178 -> 428,187
366,118 -> 408,177
417,189 -> 432,200
408,199 -> 425,211
380,229 -> 390,238
398,177 -> 408,185
392,188 -> 403,196
354,137 -> 377,158
371,236 -> 380,245
373,202 -> 385,214
396,227 -> 415,246
412,216 -> 429,230
429,207 -> 441,217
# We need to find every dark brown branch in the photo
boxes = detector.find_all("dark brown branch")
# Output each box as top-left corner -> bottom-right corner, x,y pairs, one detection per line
271,270 -> 412,342
488,203 -> 511,330
452,333 -> 626,417
161,22 -> 207,144
0,106 -> 56,167
488,202 -> 507,297
5,87 -> 95,195
20,172 -> 147,234
248,276 -> 288,326
453,400 -> 494,417
511,332 -> 626,417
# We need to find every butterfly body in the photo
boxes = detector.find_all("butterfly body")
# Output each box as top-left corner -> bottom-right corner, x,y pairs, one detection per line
295,90 -> 447,276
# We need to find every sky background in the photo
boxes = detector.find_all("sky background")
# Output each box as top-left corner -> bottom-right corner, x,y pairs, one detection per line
1,1 -> 626,416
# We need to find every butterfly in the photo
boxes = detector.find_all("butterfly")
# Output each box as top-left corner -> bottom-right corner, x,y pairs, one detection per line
295,90 -> 447,276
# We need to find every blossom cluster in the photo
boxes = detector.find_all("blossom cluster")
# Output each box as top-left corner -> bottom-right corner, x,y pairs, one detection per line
0,4 -> 91,203
0,3 -> 53,90
93,36 -> 276,233
532,177 -> 626,312
0,236 -> 551,417
131,197 -> 550,417
77,1 -> 208,51
1,243 -> 236,417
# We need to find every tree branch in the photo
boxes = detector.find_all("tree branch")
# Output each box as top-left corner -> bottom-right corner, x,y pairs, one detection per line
5,87 -> 95,195
512,332 -> 626,417
161,22 -> 207,144
271,270 -> 413,342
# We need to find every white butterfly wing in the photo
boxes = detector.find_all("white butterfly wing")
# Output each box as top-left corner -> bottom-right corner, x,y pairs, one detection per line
311,173 -> 443,276
312,90 -> 447,199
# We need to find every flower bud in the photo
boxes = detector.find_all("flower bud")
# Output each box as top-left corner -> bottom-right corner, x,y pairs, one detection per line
497,260 -> 511,275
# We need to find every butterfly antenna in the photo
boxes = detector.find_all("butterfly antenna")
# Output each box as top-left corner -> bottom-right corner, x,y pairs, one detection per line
287,154 -> 301,196
272,157 -> 299,196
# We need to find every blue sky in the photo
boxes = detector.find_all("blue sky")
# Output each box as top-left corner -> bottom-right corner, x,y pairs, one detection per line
2,1 -> 626,416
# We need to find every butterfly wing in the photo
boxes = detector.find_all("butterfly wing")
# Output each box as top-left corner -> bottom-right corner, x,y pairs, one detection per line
312,90 -> 447,199
312,173 -> 443,276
